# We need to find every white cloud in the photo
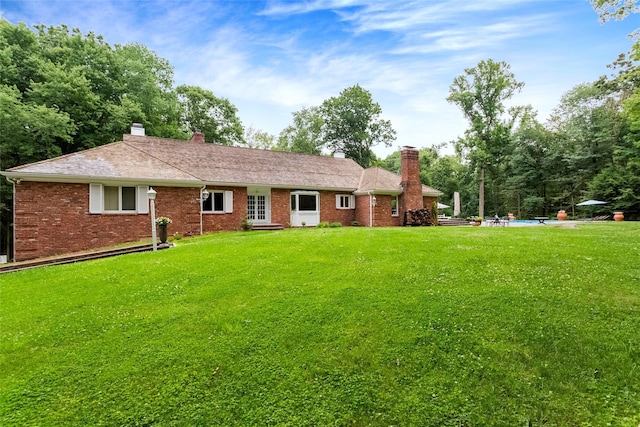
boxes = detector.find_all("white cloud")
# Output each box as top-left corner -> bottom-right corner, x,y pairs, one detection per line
1,0 -> 636,159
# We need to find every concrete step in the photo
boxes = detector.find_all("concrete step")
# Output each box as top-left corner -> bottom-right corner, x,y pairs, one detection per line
438,219 -> 471,226
252,223 -> 285,231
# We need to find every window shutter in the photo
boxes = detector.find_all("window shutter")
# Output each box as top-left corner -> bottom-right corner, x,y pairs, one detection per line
89,184 -> 103,214
335,195 -> 341,209
224,191 -> 233,213
350,195 -> 355,209
137,185 -> 149,214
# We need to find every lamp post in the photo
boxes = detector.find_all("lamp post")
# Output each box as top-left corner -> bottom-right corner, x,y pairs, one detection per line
147,187 -> 157,251
199,188 -> 210,235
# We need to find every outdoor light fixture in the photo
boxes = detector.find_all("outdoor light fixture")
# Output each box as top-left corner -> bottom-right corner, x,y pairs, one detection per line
147,187 -> 157,251
372,196 -> 377,206
199,187 -> 210,235
147,187 -> 157,200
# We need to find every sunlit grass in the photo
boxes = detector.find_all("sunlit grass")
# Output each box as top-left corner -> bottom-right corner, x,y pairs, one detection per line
1,223 -> 639,425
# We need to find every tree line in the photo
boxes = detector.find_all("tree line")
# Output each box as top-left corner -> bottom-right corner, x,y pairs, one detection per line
1,2 -> 638,252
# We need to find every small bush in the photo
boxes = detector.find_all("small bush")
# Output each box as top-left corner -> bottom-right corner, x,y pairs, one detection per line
351,221 -> 361,227
169,232 -> 183,242
240,215 -> 253,231
317,222 -> 330,228
329,222 -> 342,228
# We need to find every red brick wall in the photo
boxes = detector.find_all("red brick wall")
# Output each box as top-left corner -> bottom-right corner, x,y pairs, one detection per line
271,188 -> 291,226
423,196 -> 437,212
355,195 -> 371,226
319,191 -> 356,226
13,182 -> 206,261
154,186 -> 201,236
371,194 -> 402,227
201,186 -> 247,232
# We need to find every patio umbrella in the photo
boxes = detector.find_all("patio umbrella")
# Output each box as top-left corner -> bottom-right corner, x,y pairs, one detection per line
437,202 -> 450,209
576,200 -> 607,206
576,200 -> 607,218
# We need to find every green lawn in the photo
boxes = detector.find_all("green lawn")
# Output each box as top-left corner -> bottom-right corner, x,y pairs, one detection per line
1,224 -> 639,426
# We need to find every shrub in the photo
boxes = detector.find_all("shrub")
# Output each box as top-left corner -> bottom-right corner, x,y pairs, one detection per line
351,221 -> 361,227
329,222 -> 342,228
317,222 -> 330,228
240,215 -> 253,231
169,232 -> 183,242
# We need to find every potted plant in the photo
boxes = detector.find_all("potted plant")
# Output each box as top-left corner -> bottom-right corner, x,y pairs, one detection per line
155,216 -> 172,243
472,216 -> 483,226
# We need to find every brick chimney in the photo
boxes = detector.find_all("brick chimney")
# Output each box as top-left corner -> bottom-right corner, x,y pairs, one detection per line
191,130 -> 205,143
400,146 -> 423,214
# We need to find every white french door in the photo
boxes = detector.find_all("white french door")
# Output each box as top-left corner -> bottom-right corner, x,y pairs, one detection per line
247,188 -> 271,224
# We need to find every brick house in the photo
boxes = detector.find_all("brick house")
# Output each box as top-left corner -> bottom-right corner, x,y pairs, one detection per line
1,125 -> 441,261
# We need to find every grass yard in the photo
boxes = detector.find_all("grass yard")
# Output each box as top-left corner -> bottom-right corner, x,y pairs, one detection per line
1,223 -> 639,426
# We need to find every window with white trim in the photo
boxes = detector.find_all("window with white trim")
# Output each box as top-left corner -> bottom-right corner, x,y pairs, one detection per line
89,184 -> 149,214
336,194 -> 355,209
391,196 -> 399,216
290,191 -> 319,212
202,190 -> 233,213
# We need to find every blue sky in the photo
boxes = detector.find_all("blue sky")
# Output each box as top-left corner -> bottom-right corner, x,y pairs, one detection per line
1,0 -> 638,157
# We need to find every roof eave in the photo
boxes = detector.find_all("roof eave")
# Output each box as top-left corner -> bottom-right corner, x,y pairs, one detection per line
0,171 -> 203,187
1,171 -> 360,192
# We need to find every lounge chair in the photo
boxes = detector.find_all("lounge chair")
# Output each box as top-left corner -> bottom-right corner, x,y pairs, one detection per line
489,215 -> 509,227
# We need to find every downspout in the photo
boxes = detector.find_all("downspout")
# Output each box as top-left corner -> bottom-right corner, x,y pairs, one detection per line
5,177 -> 20,262
199,185 -> 207,235
368,191 -> 373,227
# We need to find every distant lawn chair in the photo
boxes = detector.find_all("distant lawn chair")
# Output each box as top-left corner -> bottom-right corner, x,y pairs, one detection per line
579,214 -> 610,222
489,215 -> 509,227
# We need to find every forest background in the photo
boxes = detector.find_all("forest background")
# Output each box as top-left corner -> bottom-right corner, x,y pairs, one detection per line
1,0 -> 639,254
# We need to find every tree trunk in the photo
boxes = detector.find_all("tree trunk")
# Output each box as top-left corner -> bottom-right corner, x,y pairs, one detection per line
479,167 -> 485,218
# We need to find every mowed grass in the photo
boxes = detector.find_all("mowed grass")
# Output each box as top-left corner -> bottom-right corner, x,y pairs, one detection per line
1,224 -> 639,426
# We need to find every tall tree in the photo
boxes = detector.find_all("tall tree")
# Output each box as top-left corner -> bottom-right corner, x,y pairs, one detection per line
591,0 -> 639,22
243,126 -> 275,150
447,59 -> 525,217
549,82 -> 627,211
320,85 -> 396,167
276,106 -> 324,155
507,110 -> 563,217
114,43 -> 183,139
176,85 -> 244,145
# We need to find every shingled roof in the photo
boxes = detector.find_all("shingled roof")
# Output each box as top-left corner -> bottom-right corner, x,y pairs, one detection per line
4,134 -> 442,196
357,167 -> 441,196
5,134 -> 363,190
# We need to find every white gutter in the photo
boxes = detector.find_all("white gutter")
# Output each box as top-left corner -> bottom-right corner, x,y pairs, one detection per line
0,171 -> 203,188
4,176 -> 19,262
0,171 -> 360,193
199,185 -> 207,235
368,191 -> 373,227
